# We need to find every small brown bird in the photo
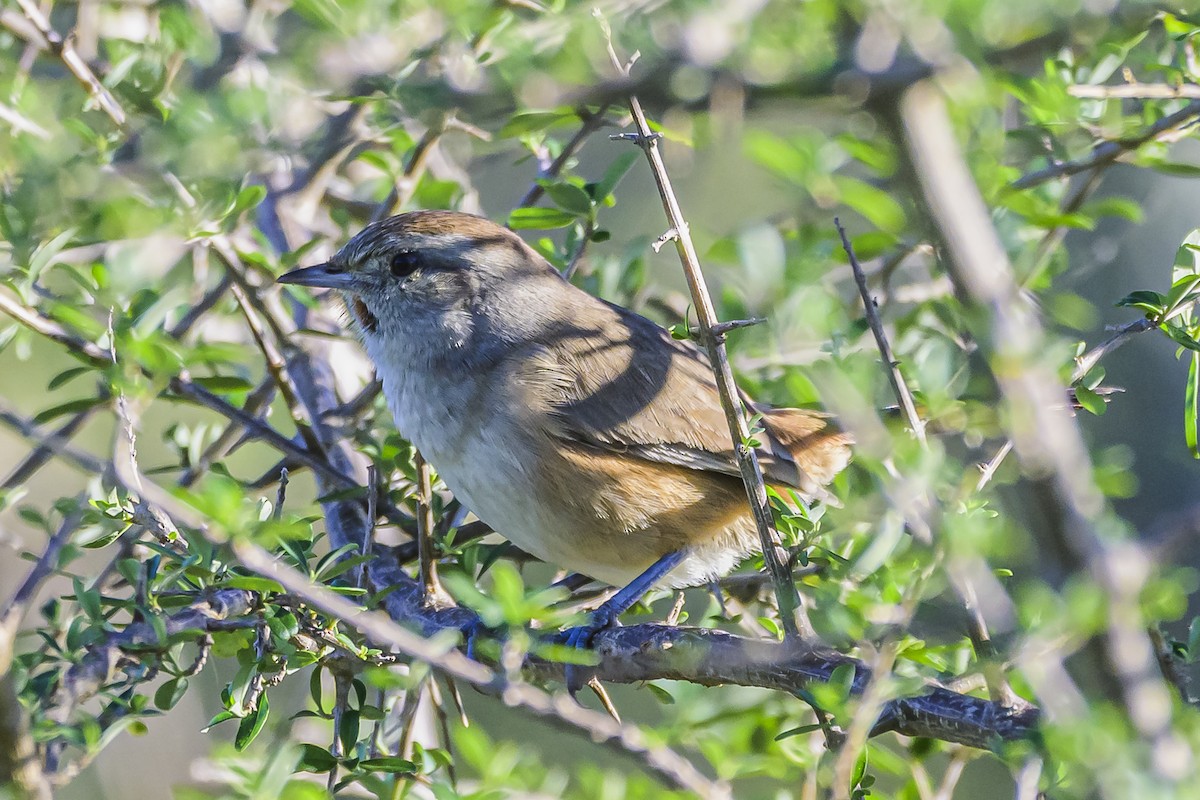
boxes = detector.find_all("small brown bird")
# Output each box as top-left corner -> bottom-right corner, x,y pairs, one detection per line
279,211 -> 850,640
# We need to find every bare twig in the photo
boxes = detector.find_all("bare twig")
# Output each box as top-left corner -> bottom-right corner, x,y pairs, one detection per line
1,501 -> 86,671
178,378 -> 277,487
0,100 -> 49,140
561,217 -> 596,280
225,280 -> 323,454
40,589 -> 258,773
1071,317 -> 1157,383
0,287 -> 111,365
274,467 -> 289,521
1020,166 -> 1105,291
588,677 -> 622,724
836,218 -> 925,442
414,451 -> 447,607
1069,83 -> 1200,99
0,401 -> 107,484
835,223 -> 1019,783
0,668 -> 51,800
974,439 -> 1014,494
168,275 -> 233,339
1011,99 -> 1200,190
7,0 -> 126,128
373,115 -> 450,223
1147,626 -> 1191,702
0,288 -> 409,527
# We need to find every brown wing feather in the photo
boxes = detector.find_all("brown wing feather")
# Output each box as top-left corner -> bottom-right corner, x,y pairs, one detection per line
518,295 -> 850,495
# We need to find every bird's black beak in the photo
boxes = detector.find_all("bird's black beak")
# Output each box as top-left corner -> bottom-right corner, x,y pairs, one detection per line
277,263 -> 355,290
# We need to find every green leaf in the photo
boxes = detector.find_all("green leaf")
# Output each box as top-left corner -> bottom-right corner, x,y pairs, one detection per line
1082,196 -> 1144,223
202,710 -> 239,732
1074,385 -> 1107,416
1166,274 -> 1200,305
73,576 -> 102,620
832,176 -> 906,234
26,228 -> 78,284
231,185 -> 267,217
1146,161 -> 1200,177
221,576 -> 285,593
1162,323 -> 1200,352
80,527 -> 125,549
235,694 -> 269,751
835,133 -> 896,174
47,366 -> 94,391
543,182 -> 593,216
155,677 -> 189,710
192,375 -> 255,393
775,723 -> 824,741
643,683 -> 675,705
744,130 -> 809,180
593,152 -> 639,201
1187,352 -> 1199,460
33,396 -> 106,426
498,109 -> 577,138
851,745 -> 870,791
1187,616 -> 1200,662
297,743 -> 339,773
829,662 -> 857,700
337,707 -> 360,756
507,207 -> 577,230
1115,290 -> 1165,316
357,757 -> 418,774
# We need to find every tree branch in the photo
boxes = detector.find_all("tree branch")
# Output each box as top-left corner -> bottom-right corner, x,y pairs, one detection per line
1011,99 -> 1200,190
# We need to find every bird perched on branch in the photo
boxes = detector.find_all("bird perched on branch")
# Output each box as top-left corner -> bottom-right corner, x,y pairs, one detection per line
279,210 -> 850,659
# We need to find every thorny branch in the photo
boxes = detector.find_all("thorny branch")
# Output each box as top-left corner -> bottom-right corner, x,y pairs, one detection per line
601,22 -> 811,641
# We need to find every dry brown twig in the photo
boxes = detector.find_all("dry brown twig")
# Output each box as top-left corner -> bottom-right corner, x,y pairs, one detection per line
599,16 -> 810,640
6,0 -> 126,129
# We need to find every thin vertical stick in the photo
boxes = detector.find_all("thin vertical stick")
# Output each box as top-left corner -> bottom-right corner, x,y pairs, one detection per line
837,218 -> 925,443
601,22 -> 807,639
414,451 -> 442,605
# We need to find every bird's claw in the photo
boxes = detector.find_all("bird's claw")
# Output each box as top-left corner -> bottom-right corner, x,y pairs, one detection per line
561,607 -> 617,695
461,617 -> 497,662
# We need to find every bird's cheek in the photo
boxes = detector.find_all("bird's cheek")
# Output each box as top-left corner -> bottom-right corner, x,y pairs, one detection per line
348,294 -> 380,333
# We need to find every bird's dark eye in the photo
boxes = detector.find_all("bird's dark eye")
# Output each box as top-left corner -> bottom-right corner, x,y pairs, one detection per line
390,249 -> 422,278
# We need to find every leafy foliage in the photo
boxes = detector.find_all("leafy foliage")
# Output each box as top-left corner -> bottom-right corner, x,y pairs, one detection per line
3,2 -> 1200,799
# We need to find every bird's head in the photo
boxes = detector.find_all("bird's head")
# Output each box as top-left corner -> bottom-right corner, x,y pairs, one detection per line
278,211 -> 561,359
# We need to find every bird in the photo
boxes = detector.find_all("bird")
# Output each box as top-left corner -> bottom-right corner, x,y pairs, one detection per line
278,210 -> 851,659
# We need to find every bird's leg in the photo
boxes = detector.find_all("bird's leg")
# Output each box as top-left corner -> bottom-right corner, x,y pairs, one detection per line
562,549 -> 688,693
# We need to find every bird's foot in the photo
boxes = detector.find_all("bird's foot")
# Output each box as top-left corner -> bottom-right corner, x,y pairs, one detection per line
461,617 -> 499,662
561,606 -> 618,695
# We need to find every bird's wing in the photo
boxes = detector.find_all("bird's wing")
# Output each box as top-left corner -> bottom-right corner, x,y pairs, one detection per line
517,298 -> 848,493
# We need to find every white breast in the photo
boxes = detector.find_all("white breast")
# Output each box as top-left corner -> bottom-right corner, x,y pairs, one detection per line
367,335 -> 564,565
